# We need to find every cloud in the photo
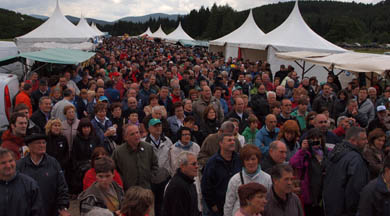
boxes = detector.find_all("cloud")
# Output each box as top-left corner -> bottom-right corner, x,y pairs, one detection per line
1,0 -> 380,21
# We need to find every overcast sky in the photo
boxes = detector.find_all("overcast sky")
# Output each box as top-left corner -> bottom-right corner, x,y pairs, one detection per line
1,0 -> 382,22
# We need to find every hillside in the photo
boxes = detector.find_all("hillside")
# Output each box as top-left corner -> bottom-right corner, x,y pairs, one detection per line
0,8 -> 43,39
2,0 -> 390,43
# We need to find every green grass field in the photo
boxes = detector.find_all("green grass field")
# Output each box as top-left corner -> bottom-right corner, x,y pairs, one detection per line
352,48 -> 390,54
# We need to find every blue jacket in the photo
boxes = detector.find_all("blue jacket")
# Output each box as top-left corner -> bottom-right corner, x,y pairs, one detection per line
255,126 -> 280,155
201,151 -> 241,216
90,117 -> 115,153
323,141 -> 370,216
104,87 -> 120,103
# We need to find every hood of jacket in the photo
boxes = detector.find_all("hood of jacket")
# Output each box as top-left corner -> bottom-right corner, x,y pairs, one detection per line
328,140 -> 360,163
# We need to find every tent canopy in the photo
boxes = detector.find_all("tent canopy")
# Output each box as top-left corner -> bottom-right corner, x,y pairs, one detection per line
254,1 -> 345,53
91,22 -> 105,36
16,0 -> 91,52
0,48 -> 95,66
150,25 -> 167,38
210,9 -> 265,48
166,22 -> 194,41
77,15 -> 99,37
275,51 -> 390,75
139,27 -> 153,37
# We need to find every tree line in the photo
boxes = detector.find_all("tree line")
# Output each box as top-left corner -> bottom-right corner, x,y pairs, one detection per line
1,0 -> 390,43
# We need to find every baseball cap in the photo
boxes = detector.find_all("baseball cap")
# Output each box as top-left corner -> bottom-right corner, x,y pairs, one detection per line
99,96 -> 109,102
148,118 -> 162,127
377,105 -> 386,112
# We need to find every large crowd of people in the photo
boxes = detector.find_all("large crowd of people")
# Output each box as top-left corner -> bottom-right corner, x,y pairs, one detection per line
1,36 -> 390,216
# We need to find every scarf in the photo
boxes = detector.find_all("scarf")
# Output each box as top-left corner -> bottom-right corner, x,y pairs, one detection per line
175,140 -> 193,151
244,164 -> 261,178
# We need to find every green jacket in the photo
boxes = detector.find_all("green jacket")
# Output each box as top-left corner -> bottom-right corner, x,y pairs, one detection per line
112,141 -> 159,190
242,126 -> 258,145
291,110 -> 308,131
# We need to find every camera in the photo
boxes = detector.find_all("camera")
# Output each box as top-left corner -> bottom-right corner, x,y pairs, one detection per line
308,140 -> 321,146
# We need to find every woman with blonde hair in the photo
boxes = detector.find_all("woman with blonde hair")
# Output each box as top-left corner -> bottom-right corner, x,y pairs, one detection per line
120,186 -> 154,216
277,120 -> 301,160
45,119 -> 69,170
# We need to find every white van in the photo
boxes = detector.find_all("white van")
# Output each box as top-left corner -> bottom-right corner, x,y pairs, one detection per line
0,41 -> 24,79
0,73 -> 19,131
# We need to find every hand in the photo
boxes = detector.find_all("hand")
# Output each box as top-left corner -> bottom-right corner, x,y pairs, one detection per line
193,125 -> 199,131
211,205 -> 218,213
351,108 -> 358,116
58,209 -> 71,216
104,129 -> 115,137
301,140 -> 309,150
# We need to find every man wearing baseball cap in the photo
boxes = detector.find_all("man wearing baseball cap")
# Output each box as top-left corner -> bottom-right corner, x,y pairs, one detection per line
367,105 -> 389,133
16,133 -> 70,216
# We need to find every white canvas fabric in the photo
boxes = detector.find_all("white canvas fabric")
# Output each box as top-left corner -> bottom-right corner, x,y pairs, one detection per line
139,27 -> 153,36
210,9 -> 265,48
91,22 -> 105,36
254,1 -> 345,53
166,22 -> 194,41
150,25 -> 167,38
77,16 -> 99,37
15,0 -> 91,52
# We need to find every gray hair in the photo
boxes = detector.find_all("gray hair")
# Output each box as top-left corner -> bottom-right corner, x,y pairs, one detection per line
0,147 -> 14,159
368,87 -> 377,93
39,96 -> 51,104
337,116 -> 348,127
267,91 -> 276,98
345,126 -> 366,141
85,207 -> 114,216
220,121 -> 235,133
176,151 -> 197,167
151,106 -> 162,114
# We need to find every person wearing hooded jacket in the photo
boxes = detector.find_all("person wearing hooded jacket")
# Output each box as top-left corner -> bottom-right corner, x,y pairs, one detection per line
224,145 -> 272,216
323,127 -> 370,216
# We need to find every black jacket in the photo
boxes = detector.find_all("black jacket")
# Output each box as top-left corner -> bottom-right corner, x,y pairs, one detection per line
72,134 -> 101,165
312,94 -> 333,114
367,117 -> 388,134
31,90 -> 49,112
17,154 -> 69,216
340,109 -> 368,128
30,110 -> 49,132
162,169 -> 199,216
332,98 -> 347,120
225,111 -> 249,133
46,134 -> 70,170
357,176 -> 390,216
199,118 -> 220,145
260,154 -> 277,174
249,94 -> 269,122
201,151 -> 242,216
323,141 -> 370,216
0,172 -> 42,216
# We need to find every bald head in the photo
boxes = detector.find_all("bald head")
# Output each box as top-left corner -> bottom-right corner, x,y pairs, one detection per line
265,114 -> 277,131
269,141 -> 287,164
314,114 -> 329,133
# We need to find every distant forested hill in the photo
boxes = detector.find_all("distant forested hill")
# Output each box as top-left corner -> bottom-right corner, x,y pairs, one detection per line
2,0 -> 390,43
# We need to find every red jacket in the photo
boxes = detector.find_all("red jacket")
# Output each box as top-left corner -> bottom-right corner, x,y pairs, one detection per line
333,126 -> 346,137
15,91 -> 32,116
83,168 -> 123,190
1,130 -> 26,160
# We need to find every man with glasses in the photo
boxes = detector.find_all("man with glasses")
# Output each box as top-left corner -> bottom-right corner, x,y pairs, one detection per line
163,151 -> 200,216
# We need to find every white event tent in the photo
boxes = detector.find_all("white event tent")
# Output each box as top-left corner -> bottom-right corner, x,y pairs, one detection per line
91,22 -> 105,36
76,15 -> 99,37
259,1 -> 347,82
150,25 -> 167,39
209,9 -> 266,61
15,0 -> 93,53
139,27 -> 153,37
166,22 -> 194,41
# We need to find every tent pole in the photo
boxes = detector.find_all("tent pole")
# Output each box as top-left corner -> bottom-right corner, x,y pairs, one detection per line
294,60 -> 305,78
